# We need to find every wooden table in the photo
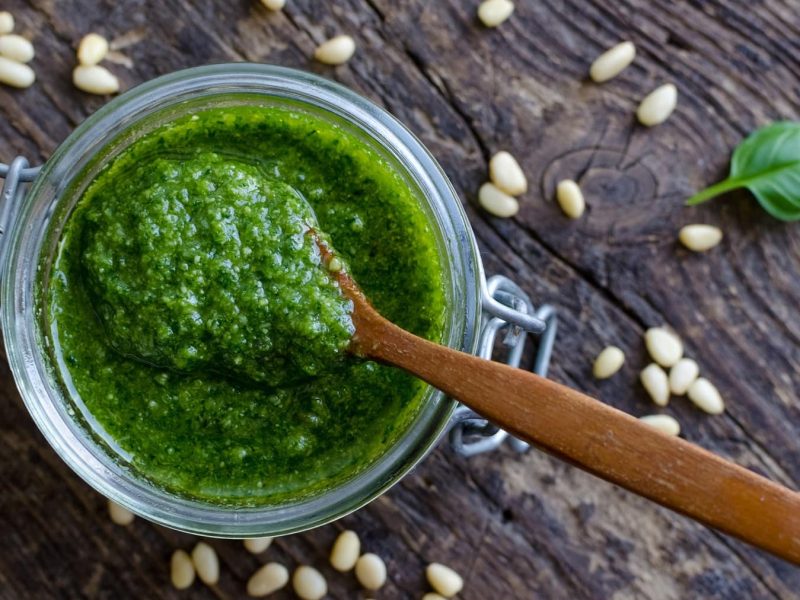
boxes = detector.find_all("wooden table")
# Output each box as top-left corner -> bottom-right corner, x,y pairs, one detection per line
1,1 -> 798,597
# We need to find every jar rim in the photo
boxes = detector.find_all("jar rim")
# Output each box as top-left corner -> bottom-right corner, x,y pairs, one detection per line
1,64 -> 484,536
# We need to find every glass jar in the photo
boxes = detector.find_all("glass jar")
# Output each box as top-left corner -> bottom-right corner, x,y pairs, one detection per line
0,64 -> 554,537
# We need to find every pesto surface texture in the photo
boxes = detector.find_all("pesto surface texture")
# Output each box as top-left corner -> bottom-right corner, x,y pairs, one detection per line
47,104 -> 446,504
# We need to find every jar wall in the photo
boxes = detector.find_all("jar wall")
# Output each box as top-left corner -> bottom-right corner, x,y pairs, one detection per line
1,65 -> 483,536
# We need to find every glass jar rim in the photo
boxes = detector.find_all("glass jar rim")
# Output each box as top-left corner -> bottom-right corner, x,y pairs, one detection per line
1,64 -> 484,536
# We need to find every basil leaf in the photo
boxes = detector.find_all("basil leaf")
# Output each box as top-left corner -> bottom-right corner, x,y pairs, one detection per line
686,121 -> 800,221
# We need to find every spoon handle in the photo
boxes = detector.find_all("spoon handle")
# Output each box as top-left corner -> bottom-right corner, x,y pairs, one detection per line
358,316 -> 800,565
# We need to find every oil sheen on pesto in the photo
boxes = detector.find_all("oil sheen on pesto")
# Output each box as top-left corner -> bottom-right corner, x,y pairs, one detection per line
47,104 -> 446,505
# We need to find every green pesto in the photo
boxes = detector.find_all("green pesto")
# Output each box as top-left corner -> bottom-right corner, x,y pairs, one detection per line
47,104 -> 446,505
81,153 -> 354,386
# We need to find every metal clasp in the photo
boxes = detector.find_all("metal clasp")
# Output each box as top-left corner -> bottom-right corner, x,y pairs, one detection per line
0,157 -> 40,276
449,274 -> 557,457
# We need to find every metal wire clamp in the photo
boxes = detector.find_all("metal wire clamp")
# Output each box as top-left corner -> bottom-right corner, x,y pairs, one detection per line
449,274 -> 557,457
0,157 -> 40,275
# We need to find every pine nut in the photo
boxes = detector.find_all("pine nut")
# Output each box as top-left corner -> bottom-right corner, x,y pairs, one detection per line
679,224 -> 723,252
355,553 -> 387,591
636,83 -> 677,126
261,0 -> 286,10
170,550 -> 195,590
0,12 -> 14,35
243,536 -> 273,554
6,32 -> 30,65
640,363 -> 669,406
589,41 -> 636,83
478,182 -> 519,217
330,530 -> 360,572
191,542 -> 220,586
247,562 -> 289,597
592,346 -> 625,379
292,565 -> 327,600
0,56 -> 33,88
668,358 -> 699,396
477,0 -> 515,28
489,151 -> 527,196
73,64 -> 119,95
639,414 -> 681,436
0,34 -> 33,63
77,33 -> 109,66
688,377 -> 725,414
314,35 -> 356,65
644,327 -> 683,367
556,179 -> 585,219
107,499 -> 134,525
426,563 -> 463,598
423,595 -> 447,600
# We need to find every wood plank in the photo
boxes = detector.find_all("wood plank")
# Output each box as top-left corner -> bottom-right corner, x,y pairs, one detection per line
0,0 -> 797,597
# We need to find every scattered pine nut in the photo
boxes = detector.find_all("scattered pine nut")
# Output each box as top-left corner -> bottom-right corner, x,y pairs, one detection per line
0,34 -> 33,63
314,35 -> 356,65
679,224 -> 723,252
478,182 -> 519,217
639,414 -> 681,436
640,363 -> 669,406
107,499 -> 134,525
0,12 -> 14,35
423,595 -> 448,600
170,550 -> 196,590
589,41 -> 635,83
644,327 -> 683,368
77,33 -> 109,66
489,151 -> 527,196
191,542 -> 220,586
247,562 -> 289,597
73,64 -> 119,95
426,563 -> 463,598
636,83 -> 678,126
477,0 -> 515,28
0,56 -> 35,88
293,566 -> 327,600
668,358 -> 699,396
556,179 -> 585,219
243,536 -> 273,554
687,377 -> 725,414
593,346 -> 625,379
355,553 -> 387,591
260,0 -> 287,10
330,530 -> 360,572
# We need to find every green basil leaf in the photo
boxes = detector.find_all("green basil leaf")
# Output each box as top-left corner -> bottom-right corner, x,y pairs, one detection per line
686,121 -> 800,221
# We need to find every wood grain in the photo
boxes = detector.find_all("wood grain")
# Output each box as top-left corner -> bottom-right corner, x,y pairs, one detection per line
0,0 -> 798,598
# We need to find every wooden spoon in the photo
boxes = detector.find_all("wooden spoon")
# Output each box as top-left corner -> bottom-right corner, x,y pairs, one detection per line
317,238 -> 800,565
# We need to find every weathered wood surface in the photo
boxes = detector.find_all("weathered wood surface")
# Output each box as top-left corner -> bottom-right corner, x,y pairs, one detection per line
0,0 -> 798,598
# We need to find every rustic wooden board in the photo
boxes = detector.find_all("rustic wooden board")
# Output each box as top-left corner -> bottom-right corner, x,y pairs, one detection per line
0,0 -> 798,598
